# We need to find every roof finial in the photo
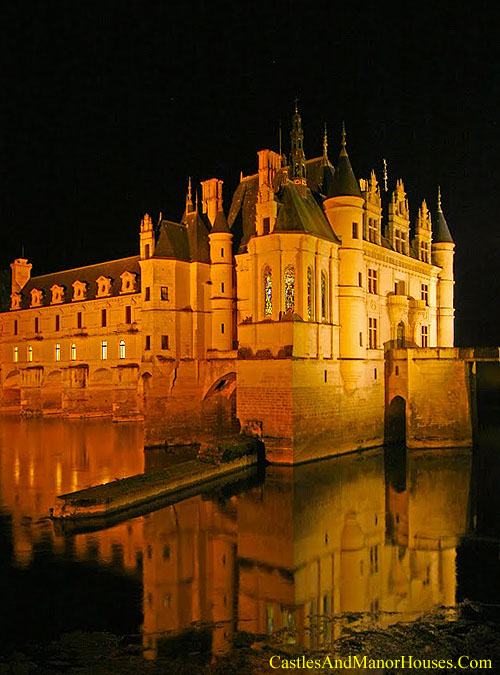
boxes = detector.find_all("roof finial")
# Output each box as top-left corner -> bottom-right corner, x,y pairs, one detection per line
383,158 -> 388,193
437,185 -> 442,211
341,121 -> 346,147
185,176 -> 194,213
323,123 -> 328,163
294,96 -> 299,114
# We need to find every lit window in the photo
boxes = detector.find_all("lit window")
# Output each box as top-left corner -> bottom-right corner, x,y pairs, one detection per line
369,317 -> 378,349
320,272 -> 327,320
264,267 -> 272,316
421,325 -> 429,347
421,283 -> 429,305
55,343 -> 60,361
14,346 -> 18,363
368,269 -> 378,294
101,340 -> 108,360
307,267 -> 314,318
161,335 -> 169,350
71,343 -> 76,360
119,340 -> 126,359
284,265 -> 295,314
28,345 -> 33,362
161,286 -> 169,301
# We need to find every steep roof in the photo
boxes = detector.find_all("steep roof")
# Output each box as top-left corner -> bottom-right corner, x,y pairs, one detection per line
434,207 -> 454,243
20,256 -> 141,309
274,182 -> 340,242
154,220 -> 191,261
211,209 -> 231,233
329,145 -> 362,198
182,211 -> 211,262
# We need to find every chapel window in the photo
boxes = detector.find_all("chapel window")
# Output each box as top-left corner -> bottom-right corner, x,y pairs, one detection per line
307,267 -> 314,319
284,265 -> 295,314
263,267 -> 272,316
320,272 -> 327,320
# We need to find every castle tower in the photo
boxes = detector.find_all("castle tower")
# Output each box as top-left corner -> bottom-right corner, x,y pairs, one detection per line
289,102 -> 307,192
209,191 -> 234,352
255,149 -> 281,235
323,124 -> 366,361
432,187 -> 455,347
201,178 -> 223,226
387,179 -> 410,255
413,199 -> 432,263
140,213 -> 155,259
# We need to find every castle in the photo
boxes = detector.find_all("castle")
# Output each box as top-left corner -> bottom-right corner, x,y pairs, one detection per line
0,108 -> 472,463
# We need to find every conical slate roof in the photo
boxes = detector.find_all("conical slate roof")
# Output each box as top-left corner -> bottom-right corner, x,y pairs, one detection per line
328,127 -> 361,198
434,188 -> 454,243
211,209 -> 231,233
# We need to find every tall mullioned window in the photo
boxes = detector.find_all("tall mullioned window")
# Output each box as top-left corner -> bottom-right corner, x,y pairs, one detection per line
421,325 -> 429,347
264,267 -> 272,316
368,269 -> 378,294
368,318 -> 378,349
321,272 -> 327,320
421,283 -> 429,305
284,265 -> 295,313
307,267 -> 313,318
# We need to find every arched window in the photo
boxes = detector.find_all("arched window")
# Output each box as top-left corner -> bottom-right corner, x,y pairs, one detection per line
264,267 -> 272,316
101,340 -> 108,360
307,267 -> 314,319
71,343 -> 76,361
28,345 -> 33,362
13,346 -> 18,363
55,343 -> 61,362
119,340 -> 126,359
321,272 -> 327,320
284,265 -> 295,313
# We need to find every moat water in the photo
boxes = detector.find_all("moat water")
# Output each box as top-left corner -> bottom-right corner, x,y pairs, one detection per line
1,417 -> 500,670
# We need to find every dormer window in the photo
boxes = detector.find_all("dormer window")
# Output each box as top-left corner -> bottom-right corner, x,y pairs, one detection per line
10,293 -> 21,310
50,284 -> 65,304
120,271 -> 137,294
30,288 -> 43,308
96,276 -> 112,297
72,280 -> 87,302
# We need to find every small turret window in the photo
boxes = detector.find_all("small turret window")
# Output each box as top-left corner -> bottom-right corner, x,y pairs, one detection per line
161,286 -> 169,301
284,265 -> 295,314
352,222 -> 359,239
264,267 -> 272,316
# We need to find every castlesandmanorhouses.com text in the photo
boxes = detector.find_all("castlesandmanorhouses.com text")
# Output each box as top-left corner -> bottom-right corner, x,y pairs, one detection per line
269,655 -> 492,670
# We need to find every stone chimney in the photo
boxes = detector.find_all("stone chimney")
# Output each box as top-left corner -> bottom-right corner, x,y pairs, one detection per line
10,258 -> 32,292
201,178 -> 223,226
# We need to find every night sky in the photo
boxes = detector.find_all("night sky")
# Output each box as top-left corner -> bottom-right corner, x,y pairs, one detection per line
1,3 -> 498,345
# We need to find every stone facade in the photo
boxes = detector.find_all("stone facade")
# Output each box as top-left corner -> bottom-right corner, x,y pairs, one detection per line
0,108 -> 471,462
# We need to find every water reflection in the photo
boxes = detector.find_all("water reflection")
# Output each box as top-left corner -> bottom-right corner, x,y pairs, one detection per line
0,418 -> 473,661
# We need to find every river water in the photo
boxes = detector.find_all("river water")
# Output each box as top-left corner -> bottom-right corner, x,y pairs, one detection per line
0,417 -> 499,670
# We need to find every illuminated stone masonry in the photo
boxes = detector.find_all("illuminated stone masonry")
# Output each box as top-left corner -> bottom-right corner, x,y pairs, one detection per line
0,107 -> 474,462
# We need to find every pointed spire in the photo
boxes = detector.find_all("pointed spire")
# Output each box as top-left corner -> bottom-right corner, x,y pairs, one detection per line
434,186 -> 454,243
322,123 -> 329,166
290,101 -> 307,184
328,122 -> 361,198
185,177 -> 194,213
211,207 -> 231,234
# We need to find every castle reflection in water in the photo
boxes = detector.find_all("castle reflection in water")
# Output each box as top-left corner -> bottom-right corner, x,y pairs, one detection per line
0,418 -> 471,660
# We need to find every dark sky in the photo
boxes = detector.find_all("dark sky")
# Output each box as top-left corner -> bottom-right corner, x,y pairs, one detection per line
1,2 -> 498,344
